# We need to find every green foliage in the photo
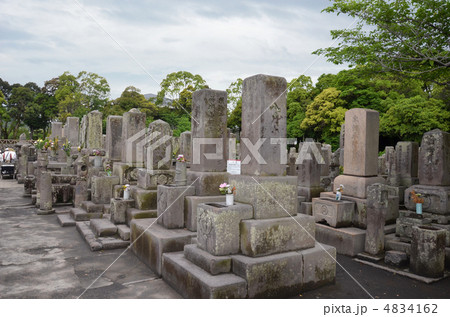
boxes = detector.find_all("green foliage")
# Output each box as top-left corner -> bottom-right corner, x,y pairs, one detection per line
301,88 -> 346,149
286,75 -> 314,139
156,71 -> 208,113
380,95 -> 450,142
314,0 -> 450,85
157,108 -> 191,137
227,100 -> 242,132
226,78 -> 243,111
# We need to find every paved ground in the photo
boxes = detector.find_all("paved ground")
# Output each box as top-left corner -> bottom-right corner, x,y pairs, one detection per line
1,177 -> 449,299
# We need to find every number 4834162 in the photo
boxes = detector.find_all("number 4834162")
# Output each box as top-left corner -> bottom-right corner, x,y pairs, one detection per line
384,304 -> 438,314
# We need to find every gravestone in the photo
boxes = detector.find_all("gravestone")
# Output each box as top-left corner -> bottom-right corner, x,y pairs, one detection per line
146,119 -> 172,170
65,117 -> 80,146
187,89 -> 229,195
50,122 -> 63,140
179,131 -> 192,162
87,110 -> 103,149
121,109 -> 146,167
106,115 -> 123,161
240,74 -> 287,176
364,183 -> 388,255
333,109 -> 385,199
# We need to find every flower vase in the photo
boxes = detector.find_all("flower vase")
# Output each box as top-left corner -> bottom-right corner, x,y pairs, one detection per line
94,156 -> 102,168
123,188 -> 130,200
226,194 -> 234,206
416,203 -> 423,215
174,161 -> 187,186
66,155 -> 73,167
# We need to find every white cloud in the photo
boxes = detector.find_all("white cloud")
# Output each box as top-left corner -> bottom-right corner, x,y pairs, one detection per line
0,0 -> 355,98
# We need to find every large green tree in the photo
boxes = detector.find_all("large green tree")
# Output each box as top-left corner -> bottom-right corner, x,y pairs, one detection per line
286,75 -> 314,140
7,86 -> 36,138
226,79 -> 243,132
156,71 -> 208,114
314,0 -> 450,85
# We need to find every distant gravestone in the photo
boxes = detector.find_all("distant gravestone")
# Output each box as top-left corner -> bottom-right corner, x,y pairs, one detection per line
87,110 -> 103,149
106,115 -> 123,161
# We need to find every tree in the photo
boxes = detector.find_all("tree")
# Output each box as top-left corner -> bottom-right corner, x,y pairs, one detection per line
55,71 -> 111,121
300,88 -> 346,149
226,78 -> 243,111
286,75 -> 314,140
24,93 -> 58,139
7,86 -> 36,138
380,95 -> 450,142
314,0 -> 450,85
156,71 -> 208,113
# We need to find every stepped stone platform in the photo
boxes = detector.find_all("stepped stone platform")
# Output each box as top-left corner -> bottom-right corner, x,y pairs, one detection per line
76,220 -> 129,251
130,218 -> 196,276
162,243 -> 336,298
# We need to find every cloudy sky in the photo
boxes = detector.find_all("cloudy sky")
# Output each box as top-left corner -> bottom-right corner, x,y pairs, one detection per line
0,0 -> 355,98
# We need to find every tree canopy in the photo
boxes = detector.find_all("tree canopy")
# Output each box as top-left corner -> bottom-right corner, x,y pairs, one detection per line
314,0 -> 450,85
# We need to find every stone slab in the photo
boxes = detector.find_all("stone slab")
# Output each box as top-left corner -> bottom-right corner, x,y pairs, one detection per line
299,243 -> 336,291
315,224 -> 366,256
76,221 -> 102,251
395,216 -> 432,241
117,224 -> 131,241
232,252 -> 303,298
91,176 -> 120,204
56,214 -> 76,227
162,252 -> 247,298
110,198 -> 128,224
384,250 -> 408,267
418,129 -> 450,186
312,197 -> 354,228
126,208 -> 157,226
186,171 -> 229,196
230,175 -> 298,219
130,219 -> 196,276
131,187 -> 157,210
80,201 -> 104,213
184,244 -> 231,275
99,237 -> 129,250
184,195 -> 225,232
90,218 -> 118,237
70,208 -> 102,221
197,202 -> 253,256
240,214 -> 315,257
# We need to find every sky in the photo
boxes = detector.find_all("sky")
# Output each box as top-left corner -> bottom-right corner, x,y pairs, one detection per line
0,0 -> 355,98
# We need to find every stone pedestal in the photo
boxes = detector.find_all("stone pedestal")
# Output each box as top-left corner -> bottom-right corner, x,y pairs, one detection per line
312,197 -> 354,228
38,171 -> 54,214
333,174 -> 385,199
184,195 -> 226,232
197,202 -> 253,256
410,225 -> 446,278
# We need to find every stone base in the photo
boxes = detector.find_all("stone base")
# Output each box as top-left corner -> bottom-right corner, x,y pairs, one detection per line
57,214 -> 76,227
312,197 -> 354,228
315,223 -> 365,256
130,187 -> 157,210
404,185 -> 450,215
90,218 -> 117,237
229,175 -> 298,219
333,175 -> 385,199
197,202 -> 253,256
76,221 -> 129,251
395,215 -> 432,242
186,171 -> 229,196
320,192 -> 398,228
91,176 -> 120,204
70,208 -> 102,221
384,250 -> 408,267
130,219 -> 196,276
232,243 -> 336,298
297,186 -> 324,202
357,252 -> 384,263
162,252 -> 247,298
184,195 -> 225,231
36,208 -> 55,215
110,198 -> 134,224
240,214 -> 315,257
126,208 -> 157,226
184,244 -> 231,275
137,168 -> 175,189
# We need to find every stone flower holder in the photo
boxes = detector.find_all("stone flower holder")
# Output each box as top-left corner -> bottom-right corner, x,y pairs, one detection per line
174,161 -> 187,186
226,194 -> 234,206
94,156 -> 102,167
410,225 -> 446,278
